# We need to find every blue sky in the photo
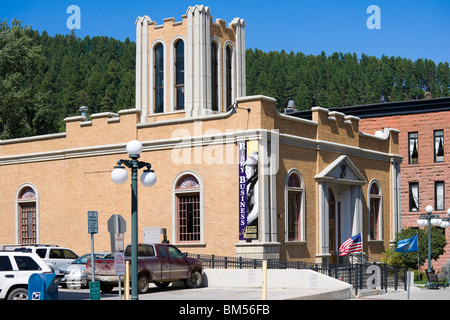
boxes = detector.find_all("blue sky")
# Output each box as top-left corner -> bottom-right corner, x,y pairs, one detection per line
2,0 -> 449,63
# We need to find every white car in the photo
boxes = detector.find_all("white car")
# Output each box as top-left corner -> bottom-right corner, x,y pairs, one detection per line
59,252 -> 111,289
11,245 -> 78,275
0,251 -> 53,300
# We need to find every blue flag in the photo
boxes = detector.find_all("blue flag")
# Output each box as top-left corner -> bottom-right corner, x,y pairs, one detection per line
395,234 -> 418,252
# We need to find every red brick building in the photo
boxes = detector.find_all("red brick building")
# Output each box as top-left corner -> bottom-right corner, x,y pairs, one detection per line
294,97 -> 450,270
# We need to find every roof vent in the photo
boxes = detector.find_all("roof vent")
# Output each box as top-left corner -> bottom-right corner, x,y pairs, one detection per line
284,100 -> 296,114
79,106 -> 88,119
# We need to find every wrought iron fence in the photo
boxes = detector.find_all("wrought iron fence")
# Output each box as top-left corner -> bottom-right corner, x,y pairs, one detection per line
188,253 -> 408,292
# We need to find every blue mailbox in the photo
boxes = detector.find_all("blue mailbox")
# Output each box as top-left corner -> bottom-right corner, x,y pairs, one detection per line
28,273 -> 62,300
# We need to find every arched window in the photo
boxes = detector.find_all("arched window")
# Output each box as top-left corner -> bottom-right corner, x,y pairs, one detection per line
154,43 -> 164,113
174,39 -> 184,110
17,186 -> 37,244
369,180 -> 382,240
285,170 -> 305,242
211,40 -> 219,111
225,44 -> 233,109
174,174 -> 201,243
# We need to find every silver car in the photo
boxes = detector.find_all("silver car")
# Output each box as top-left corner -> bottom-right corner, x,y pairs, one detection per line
59,252 -> 110,289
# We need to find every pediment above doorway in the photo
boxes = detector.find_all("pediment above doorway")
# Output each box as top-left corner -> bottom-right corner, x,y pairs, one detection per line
315,155 -> 367,185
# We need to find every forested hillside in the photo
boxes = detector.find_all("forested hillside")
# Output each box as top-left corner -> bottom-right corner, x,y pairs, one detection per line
246,49 -> 450,110
1,19 -> 450,139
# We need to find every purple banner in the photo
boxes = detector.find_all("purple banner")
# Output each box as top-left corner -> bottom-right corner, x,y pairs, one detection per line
238,141 -> 259,240
238,141 -> 247,240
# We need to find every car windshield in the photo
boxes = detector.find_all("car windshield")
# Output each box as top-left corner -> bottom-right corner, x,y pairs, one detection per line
73,253 -> 107,264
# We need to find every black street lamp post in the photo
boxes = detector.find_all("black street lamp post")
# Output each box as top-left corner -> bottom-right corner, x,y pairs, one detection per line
111,140 -> 156,300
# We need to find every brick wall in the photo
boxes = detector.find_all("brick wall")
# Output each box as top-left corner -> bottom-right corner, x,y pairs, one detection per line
360,111 -> 450,270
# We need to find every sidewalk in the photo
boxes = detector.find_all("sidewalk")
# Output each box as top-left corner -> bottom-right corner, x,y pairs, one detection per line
354,284 -> 450,300
57,283 -> 450,300
58,286 -> 352,300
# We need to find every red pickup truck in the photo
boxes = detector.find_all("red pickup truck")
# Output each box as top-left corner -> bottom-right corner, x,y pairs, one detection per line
86,243 -> 203,293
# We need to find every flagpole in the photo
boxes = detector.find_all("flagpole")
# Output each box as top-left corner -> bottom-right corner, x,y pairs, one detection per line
417,232 -> 420,282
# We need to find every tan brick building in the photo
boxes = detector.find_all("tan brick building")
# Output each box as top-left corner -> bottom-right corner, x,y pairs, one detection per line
0,6 -> 401,264
327,97 -> 450,270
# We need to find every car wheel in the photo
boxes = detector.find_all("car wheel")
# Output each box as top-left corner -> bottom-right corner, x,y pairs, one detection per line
184,270 -> 202,288
100,282 -> 114,293
138,274 -> 150,294
154,281 -> 171,288
7,288 -> 28,300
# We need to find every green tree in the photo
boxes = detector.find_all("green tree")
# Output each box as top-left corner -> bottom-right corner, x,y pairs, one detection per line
382,227 -> 447,270
0,19 -> 48,139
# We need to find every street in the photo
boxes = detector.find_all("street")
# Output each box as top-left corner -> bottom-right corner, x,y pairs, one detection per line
55,283 -> 450,300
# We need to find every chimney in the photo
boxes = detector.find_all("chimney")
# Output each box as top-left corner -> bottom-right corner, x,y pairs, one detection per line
79,106 -> 88,119
379,90 -> 386,103
284,100 -> 296,114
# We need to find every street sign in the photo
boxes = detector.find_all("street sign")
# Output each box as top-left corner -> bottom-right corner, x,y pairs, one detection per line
108,214 -> 126,234
108,214 -> 126,253
88,211 -> 98,234
89,281 -> 101,300
115,233 -> 124,252
114,252 -> 125,276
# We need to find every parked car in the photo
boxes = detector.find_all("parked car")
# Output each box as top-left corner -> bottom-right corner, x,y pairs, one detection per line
0,251 -> 53,300
86,243 -> 203,293
8,244 -> 78,275
59,252 -> 111,289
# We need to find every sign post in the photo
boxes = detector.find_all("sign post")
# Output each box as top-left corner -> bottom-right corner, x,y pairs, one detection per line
108,214 -> 127,299
115,251 -> 125,300
87,211 -> 100,300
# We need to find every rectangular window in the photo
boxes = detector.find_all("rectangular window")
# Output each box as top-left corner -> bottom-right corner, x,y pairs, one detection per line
154,43 -> 164,113
19,203 -> 36,244
408,132 -> 419,164
369,198 -> 380,240
409,182 -> 419,212
434,130 -> 444,163
287,191 -> 302,241
177,194 -> 200,243
435,181 -> 445,211
175,40 -> 185,110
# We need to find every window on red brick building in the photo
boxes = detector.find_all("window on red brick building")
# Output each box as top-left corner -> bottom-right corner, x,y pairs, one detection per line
409,182 -> 419,212
434,130 -> 444,163
408,132 -> 418,164
435,181 -> 445,211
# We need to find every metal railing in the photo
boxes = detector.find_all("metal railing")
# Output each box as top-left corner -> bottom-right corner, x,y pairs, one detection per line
188,253 -> 408,293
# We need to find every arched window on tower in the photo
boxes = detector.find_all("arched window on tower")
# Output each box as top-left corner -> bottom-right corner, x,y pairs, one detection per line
154,43 -> 164,113
211,41 -> 219,111
225,44 -> 233,110
174,39 -> 185,110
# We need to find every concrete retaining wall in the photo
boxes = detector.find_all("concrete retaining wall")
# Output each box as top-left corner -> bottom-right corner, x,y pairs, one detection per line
201,268 -> 352,291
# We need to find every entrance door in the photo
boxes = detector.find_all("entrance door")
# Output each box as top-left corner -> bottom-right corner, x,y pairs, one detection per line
328,189 -> 336,264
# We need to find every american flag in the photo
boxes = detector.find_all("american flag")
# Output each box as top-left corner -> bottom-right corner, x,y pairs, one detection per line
339,233 -> 362,256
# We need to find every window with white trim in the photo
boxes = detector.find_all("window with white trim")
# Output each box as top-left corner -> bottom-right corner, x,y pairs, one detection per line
285,170 -> 305,242
174,39 -> 184,110
17,186 -> 37,244
154,42 -> 164,113
369,180 -> 382,240
175,175 -> 201,243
